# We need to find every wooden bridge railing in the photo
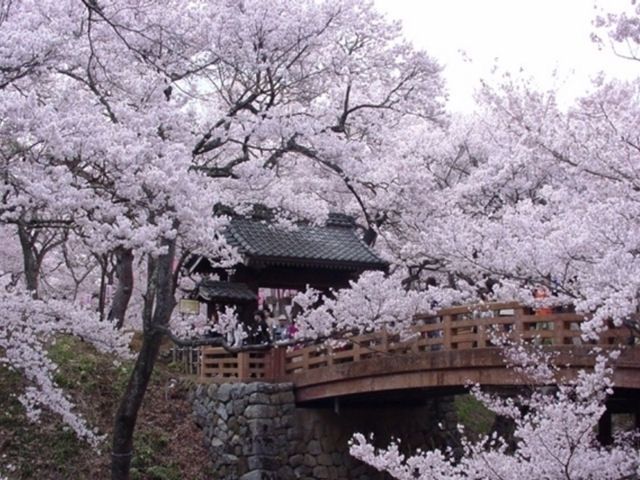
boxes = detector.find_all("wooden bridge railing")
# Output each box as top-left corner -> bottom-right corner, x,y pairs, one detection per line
198,302 -> 635,382
200,348 -> 272,380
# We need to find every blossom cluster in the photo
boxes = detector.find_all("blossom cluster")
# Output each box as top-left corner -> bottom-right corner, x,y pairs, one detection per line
350,342 -> 640,479
0,286 -> 132,445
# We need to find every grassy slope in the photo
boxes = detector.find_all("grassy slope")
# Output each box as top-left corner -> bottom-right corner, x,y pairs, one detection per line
454,394 -> 496,440
0,337 -> 213,480
0,337 -> 499,479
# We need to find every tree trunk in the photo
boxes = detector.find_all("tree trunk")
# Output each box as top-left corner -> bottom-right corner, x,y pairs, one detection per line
97,254 -> 108,321
111,239 -> 176,480
109,248 -> 134,329
17,222 -> 40,297
362,227 -> 377,247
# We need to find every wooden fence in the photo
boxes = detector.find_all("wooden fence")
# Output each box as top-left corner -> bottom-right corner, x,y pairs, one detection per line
198,302 -> 634,381
200,348 -> 271,380
170,346 -> 200,375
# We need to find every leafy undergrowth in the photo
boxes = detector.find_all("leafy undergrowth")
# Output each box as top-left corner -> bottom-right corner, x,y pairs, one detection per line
0,337 -> 213,479
454,394 -> 496,440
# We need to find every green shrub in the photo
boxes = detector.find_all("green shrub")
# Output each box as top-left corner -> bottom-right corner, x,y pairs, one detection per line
454,394 -> 495,438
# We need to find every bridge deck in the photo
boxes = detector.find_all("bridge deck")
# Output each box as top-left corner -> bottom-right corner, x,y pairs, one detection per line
197,302 -> 640,402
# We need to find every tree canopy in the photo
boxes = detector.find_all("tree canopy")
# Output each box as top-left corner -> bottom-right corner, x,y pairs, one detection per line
1,0 -> 639,479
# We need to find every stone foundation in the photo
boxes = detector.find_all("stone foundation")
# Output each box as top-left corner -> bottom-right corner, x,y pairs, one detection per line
191,382 -> 457,480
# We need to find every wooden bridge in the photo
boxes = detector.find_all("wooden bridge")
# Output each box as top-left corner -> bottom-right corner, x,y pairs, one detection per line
194,303 -> 640,403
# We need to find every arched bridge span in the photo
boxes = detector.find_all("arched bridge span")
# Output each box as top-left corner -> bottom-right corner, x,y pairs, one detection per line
197,303 -> 640,402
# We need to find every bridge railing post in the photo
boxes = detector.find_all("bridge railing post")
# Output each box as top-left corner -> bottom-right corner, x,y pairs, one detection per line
553,317 -> 567,346
411,330 -> 420,353
443,314 -> 452,350
238,351 -> 249,380
266,347 -> 286,380
477,319 -> 487,348
302,348 -> 310,370
381,330 -> 389,353
513,307 -> 524,342
353,339 -> 361,362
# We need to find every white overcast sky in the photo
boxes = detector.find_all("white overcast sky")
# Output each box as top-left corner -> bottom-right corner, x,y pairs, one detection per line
373,0 -> 638,111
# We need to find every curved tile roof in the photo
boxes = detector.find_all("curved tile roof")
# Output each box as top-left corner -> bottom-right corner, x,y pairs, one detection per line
197,280 -> 257,303
225,218 -> 387,270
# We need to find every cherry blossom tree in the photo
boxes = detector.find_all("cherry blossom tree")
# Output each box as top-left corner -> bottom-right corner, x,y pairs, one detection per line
3,0 -> 639,478
593,0 -> 640,62
427,73 -> 640,338
347,3 -> 640,477
0,287 -> 133,446
0,0 -> 446,478
350,342 -> 640,480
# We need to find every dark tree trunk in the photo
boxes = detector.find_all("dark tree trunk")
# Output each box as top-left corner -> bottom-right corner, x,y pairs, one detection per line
17,222 -> 40,297
111,239 -> 177,480
597,410 -> 613,446
491,414 -> 517,452
362,227 -> 377,247
97,254 -> 108,321
108,248 -> 134,329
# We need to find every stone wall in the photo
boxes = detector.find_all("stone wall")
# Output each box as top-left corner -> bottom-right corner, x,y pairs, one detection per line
191,382 -> 457,480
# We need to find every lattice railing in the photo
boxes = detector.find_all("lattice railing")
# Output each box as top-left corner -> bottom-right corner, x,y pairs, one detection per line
200,349 -> 271,380
198,302 -> 635,381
